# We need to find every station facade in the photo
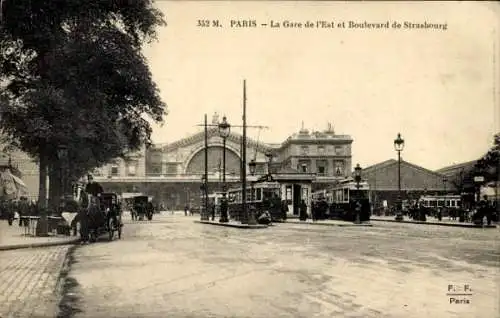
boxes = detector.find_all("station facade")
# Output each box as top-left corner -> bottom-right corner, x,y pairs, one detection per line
92,117 -> 354,210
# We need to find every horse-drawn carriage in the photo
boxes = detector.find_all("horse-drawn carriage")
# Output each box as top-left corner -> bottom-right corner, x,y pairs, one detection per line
131,195 -> 153,221
82,192 -> 123,242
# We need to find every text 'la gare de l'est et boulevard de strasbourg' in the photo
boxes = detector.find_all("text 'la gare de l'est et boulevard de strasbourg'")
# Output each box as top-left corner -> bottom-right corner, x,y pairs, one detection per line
197,19 -> 448,31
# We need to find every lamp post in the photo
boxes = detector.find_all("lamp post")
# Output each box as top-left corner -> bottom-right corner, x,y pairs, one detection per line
200,175 -> 208,220
218,116 -> 230,222
218,116 -> 231,186
394,133 -> 405,220
248,159 -> 257,225
354,163 -> 362,224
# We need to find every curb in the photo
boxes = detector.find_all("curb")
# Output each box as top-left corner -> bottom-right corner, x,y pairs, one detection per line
370,218 -> 497,228
194,220 -> 268,229
283,220 -> 373,227
0,238 -> 81,251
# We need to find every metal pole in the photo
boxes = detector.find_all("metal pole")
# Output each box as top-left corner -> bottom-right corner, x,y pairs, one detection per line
222,138 -> 226,185
242,79 -> 249,224
203,114 -> 209,220
398,150 -> 401,210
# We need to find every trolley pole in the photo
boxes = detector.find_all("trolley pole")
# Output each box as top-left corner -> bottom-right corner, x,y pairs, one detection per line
243,80 -> 257,225
242,80 -> 248,224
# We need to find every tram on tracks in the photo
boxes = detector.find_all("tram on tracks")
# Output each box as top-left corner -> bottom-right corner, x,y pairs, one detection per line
312,178 -> 371,222
419,194 -> 461,210
227,181 -> 284,222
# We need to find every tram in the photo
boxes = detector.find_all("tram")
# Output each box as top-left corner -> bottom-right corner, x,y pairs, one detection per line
313,178 -> 371,222
419,195 -> 461,209
227,181 -> 284,222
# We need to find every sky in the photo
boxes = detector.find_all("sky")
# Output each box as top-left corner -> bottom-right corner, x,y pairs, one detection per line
143,1 -> 499,171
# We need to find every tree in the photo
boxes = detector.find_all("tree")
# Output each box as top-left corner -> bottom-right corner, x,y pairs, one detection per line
0,1 -> 167,206
474,132 -> 499,183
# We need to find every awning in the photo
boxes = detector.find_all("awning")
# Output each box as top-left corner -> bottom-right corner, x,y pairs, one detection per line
0,168 -> 29,197
10,171 -> 28,190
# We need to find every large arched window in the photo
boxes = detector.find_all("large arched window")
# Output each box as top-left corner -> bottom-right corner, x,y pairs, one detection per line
185,146 -> 241,175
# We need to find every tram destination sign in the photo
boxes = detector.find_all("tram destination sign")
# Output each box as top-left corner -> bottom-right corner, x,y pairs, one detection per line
473,176 -> 485,183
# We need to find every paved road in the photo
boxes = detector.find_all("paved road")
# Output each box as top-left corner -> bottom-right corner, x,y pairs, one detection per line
0,245 -> 71,318
61,214 -> 499,318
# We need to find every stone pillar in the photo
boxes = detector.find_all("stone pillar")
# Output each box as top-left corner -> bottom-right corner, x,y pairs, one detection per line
161,161 -> 167,176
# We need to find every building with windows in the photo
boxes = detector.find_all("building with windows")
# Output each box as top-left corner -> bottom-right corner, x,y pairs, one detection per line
92,116 -> 353,209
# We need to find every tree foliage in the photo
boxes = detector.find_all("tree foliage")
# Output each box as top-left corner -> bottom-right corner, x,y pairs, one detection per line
474,132 -> 499,183
0,0 -> 167,203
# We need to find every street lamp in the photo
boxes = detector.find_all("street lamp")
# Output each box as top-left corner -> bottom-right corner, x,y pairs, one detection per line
248,159 -> 257,225
218,116 -> 231,184
218,116 -> 230,222
394,133 -> 405,220
353,163 -> 362,224
218,116 -> 231,221
354,163 -> 362,189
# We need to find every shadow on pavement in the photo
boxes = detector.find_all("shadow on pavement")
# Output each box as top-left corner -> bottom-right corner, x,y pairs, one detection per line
57,245 -> 83,318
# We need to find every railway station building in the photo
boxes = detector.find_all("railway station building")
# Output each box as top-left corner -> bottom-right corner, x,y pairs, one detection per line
92,115 -> 354,210
361,159 -> 455,210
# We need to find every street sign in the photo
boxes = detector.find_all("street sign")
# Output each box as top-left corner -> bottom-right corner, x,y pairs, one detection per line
473,176 -> 485,182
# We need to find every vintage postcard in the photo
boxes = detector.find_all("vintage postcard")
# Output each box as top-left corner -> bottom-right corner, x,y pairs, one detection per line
0,1 -> 498,318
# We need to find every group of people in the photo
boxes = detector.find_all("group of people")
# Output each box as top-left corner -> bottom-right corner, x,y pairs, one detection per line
0,197 -> 37,225
402,196 -> 498,225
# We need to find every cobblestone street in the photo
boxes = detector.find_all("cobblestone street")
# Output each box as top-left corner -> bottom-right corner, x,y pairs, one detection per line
0,245 -> 71,318
59,213 -> 500,318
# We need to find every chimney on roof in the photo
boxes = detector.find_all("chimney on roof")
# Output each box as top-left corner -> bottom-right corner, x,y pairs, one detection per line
299,121 -> 309,135
325,122 -> 335,134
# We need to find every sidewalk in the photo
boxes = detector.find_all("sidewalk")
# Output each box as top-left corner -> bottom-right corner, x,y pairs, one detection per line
0,219 -> 80,251
370,215 -> 498,228
283,219 -> 373,227
194,220 -> 269,229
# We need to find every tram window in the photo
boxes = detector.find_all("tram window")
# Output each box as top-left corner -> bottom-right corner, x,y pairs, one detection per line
286,186 -> 292,200
437,200 -> 444,207
430,200 -> 437,207
343,189 -> 349,202
457,200 -> 461,207
445,200 -> 450,207
451,201 -> 455,207
256,189 -> 262,200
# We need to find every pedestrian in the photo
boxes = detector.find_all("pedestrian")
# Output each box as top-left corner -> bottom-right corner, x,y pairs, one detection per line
184,205 -> 189,216
299,200 -> 308,221
210,201 -> 216,221
281,200 -> 288,221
